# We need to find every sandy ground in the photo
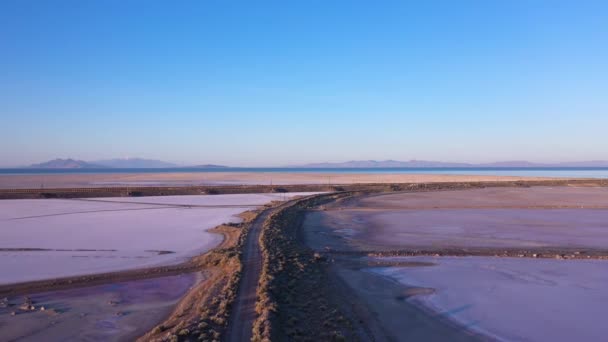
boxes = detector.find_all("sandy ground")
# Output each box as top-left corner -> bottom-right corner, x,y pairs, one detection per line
0,172 -> 551,189
372,256 -> 608,342
0,272 -> 201,341
359,186 -> 608,208
301,186 -> 608,341
304,187 -> 608,251
310,208 -> 608,250
0,193 -> 315,284
331,262 -> 486,342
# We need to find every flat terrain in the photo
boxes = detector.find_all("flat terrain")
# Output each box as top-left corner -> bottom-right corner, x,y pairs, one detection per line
301,186 -> 608,341
359,186 -> 608,208
311,208 -> 608,250
0,193 -> 319,341
372,256 -> 608,342
4,183 -> 608,341
304,187 -> 608,251
0,273 -> 201,341
0,172 -> 551,189
0,193 -> 313,284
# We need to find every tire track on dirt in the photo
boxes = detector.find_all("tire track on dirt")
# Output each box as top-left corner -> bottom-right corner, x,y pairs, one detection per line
226,197 -> 312,342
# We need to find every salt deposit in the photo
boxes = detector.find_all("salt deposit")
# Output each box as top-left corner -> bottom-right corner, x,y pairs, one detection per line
0,193 -> 316,284
373,256 -> 608,342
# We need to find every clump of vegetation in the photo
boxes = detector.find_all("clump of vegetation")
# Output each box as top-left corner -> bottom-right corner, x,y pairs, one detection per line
151,325 -> 166,334
252,194 -> 356,341
142,214 -> 258,342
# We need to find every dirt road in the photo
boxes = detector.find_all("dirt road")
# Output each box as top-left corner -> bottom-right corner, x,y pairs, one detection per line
225,206 -> 273,342
226,197 -> 310,342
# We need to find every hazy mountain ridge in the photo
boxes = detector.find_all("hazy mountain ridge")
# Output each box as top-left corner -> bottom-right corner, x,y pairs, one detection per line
296,160 -> 608,168
93,158 -> 179,168
26,158 -> 227,169
186,164 -> 228,168
29,159 -> 107,169
24,158 -> 608,169
299,160 -> 471,168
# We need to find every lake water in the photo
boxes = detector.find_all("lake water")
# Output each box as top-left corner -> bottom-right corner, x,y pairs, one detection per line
2,167 -> 608,178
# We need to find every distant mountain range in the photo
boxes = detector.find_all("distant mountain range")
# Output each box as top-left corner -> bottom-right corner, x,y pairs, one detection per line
26,158 -> 228,169
186,164 -> 229,168
92,158 -> 179,168
22,158 -> 608,169
29,159 -> 107,169
295,159 -> 608,168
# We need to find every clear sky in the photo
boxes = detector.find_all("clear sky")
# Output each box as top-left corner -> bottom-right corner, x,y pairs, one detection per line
1,0 -> 607,167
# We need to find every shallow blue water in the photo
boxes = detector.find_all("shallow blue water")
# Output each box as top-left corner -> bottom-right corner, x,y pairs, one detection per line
1,167 -> 608,178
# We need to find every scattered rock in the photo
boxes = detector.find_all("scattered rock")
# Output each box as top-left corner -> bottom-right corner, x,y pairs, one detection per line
41,308 -> 60,316
17,297 -> 39,311
11,311 -> 16,316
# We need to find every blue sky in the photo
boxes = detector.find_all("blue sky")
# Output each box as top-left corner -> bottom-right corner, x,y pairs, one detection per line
1,0 -> 607,166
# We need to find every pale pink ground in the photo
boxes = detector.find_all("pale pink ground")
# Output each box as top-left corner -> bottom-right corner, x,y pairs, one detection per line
0,193 -> 317,284
373,256 -> 608,342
